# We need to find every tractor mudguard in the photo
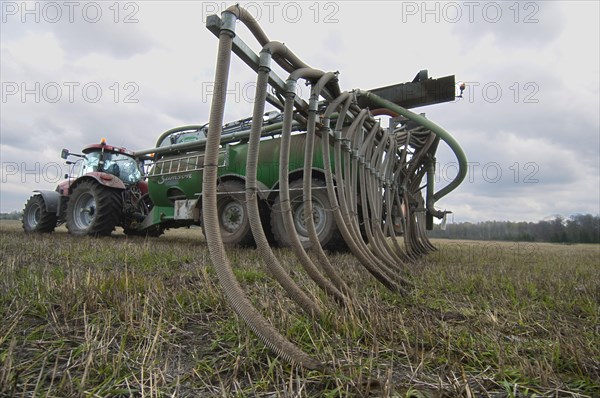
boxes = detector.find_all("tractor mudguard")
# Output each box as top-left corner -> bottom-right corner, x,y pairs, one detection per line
33,190 -> 61,213
75,173 -> 127,190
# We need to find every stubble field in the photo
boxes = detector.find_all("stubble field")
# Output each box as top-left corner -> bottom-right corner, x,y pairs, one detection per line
0,220 -> 598,397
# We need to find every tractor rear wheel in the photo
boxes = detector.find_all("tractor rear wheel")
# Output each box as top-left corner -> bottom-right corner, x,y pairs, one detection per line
215,180 -> 253,246
22,194 -> 58,233
271,178 -> 342,250
66,180 -> 122,236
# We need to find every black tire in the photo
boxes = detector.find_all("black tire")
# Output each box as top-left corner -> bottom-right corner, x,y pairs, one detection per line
22,194 -> 58,233
259,200 -> 276,245
214,180 -> 253,246
66,180 -> 122,236
271,178 -> 341,250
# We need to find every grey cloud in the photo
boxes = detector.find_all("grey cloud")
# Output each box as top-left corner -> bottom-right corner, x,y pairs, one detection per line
50,20 -> 157,60
451,1 -> 565,48
1,4 -> 157,60
1,1 -> 598,222
430,54 -> 600,171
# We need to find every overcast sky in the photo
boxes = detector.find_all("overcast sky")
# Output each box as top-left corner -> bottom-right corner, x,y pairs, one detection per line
1,1 -> 598,222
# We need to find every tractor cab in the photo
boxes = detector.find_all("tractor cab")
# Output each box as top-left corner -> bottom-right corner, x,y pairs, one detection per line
63,139 -> 143,185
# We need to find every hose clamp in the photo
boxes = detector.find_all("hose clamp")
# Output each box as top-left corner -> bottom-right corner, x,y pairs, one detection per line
285,79 -> 297,96
258,51 -> 272,71
220,12 -> 237,37
342,139 -> 351,151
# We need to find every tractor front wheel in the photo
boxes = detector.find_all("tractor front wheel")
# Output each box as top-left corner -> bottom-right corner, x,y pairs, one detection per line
66,180 -> 122,236
22,194 -> 58,233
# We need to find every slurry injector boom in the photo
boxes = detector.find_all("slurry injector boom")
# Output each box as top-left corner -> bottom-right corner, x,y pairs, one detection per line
22,4 -> 467,372
200,5 -> 466,370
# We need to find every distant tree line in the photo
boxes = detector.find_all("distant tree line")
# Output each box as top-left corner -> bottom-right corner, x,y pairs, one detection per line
427,214 -> 600,243
2,211 -> 599,243
0,211 -> 23,220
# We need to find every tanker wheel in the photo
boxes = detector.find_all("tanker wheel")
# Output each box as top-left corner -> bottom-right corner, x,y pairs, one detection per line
22,194 -> 58,233
271,178 -> 341,250
66,180 -> 122,236
215,180 -> 253,246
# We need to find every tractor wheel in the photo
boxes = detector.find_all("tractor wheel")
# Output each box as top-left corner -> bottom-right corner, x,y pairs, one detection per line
215,180 -> 253,246
22,194 -> 58,233
66,180 -> 122,236
271,178 -> 342,250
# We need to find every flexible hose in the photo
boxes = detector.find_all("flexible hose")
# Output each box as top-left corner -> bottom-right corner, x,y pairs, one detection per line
356,90 -> 468,208
379,135 -> 412,263
199,5 -> 466,372
321,96 -> 411,295
245,49 -> 322,318
223,5 -> 269,46
301,72 -> 354,300
278,68 -> 349,305
202,10 -> 323,371
329,106 -> 406,293
344,111 -> 413,288
362,126 -> 408,268
321,94 -> 372,260
358,122 -> 396,267
262,41 -> 310,73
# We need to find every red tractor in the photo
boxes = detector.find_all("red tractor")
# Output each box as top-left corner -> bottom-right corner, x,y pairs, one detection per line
22,139 -> 160,236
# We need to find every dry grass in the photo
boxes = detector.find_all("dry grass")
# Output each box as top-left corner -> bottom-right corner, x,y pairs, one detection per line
1,220 -> 598,397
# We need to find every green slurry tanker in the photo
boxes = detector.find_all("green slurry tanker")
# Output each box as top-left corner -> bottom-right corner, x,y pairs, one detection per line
139,111 -> 344,248
22,74 -> 463,250
21,68 -> 460,251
